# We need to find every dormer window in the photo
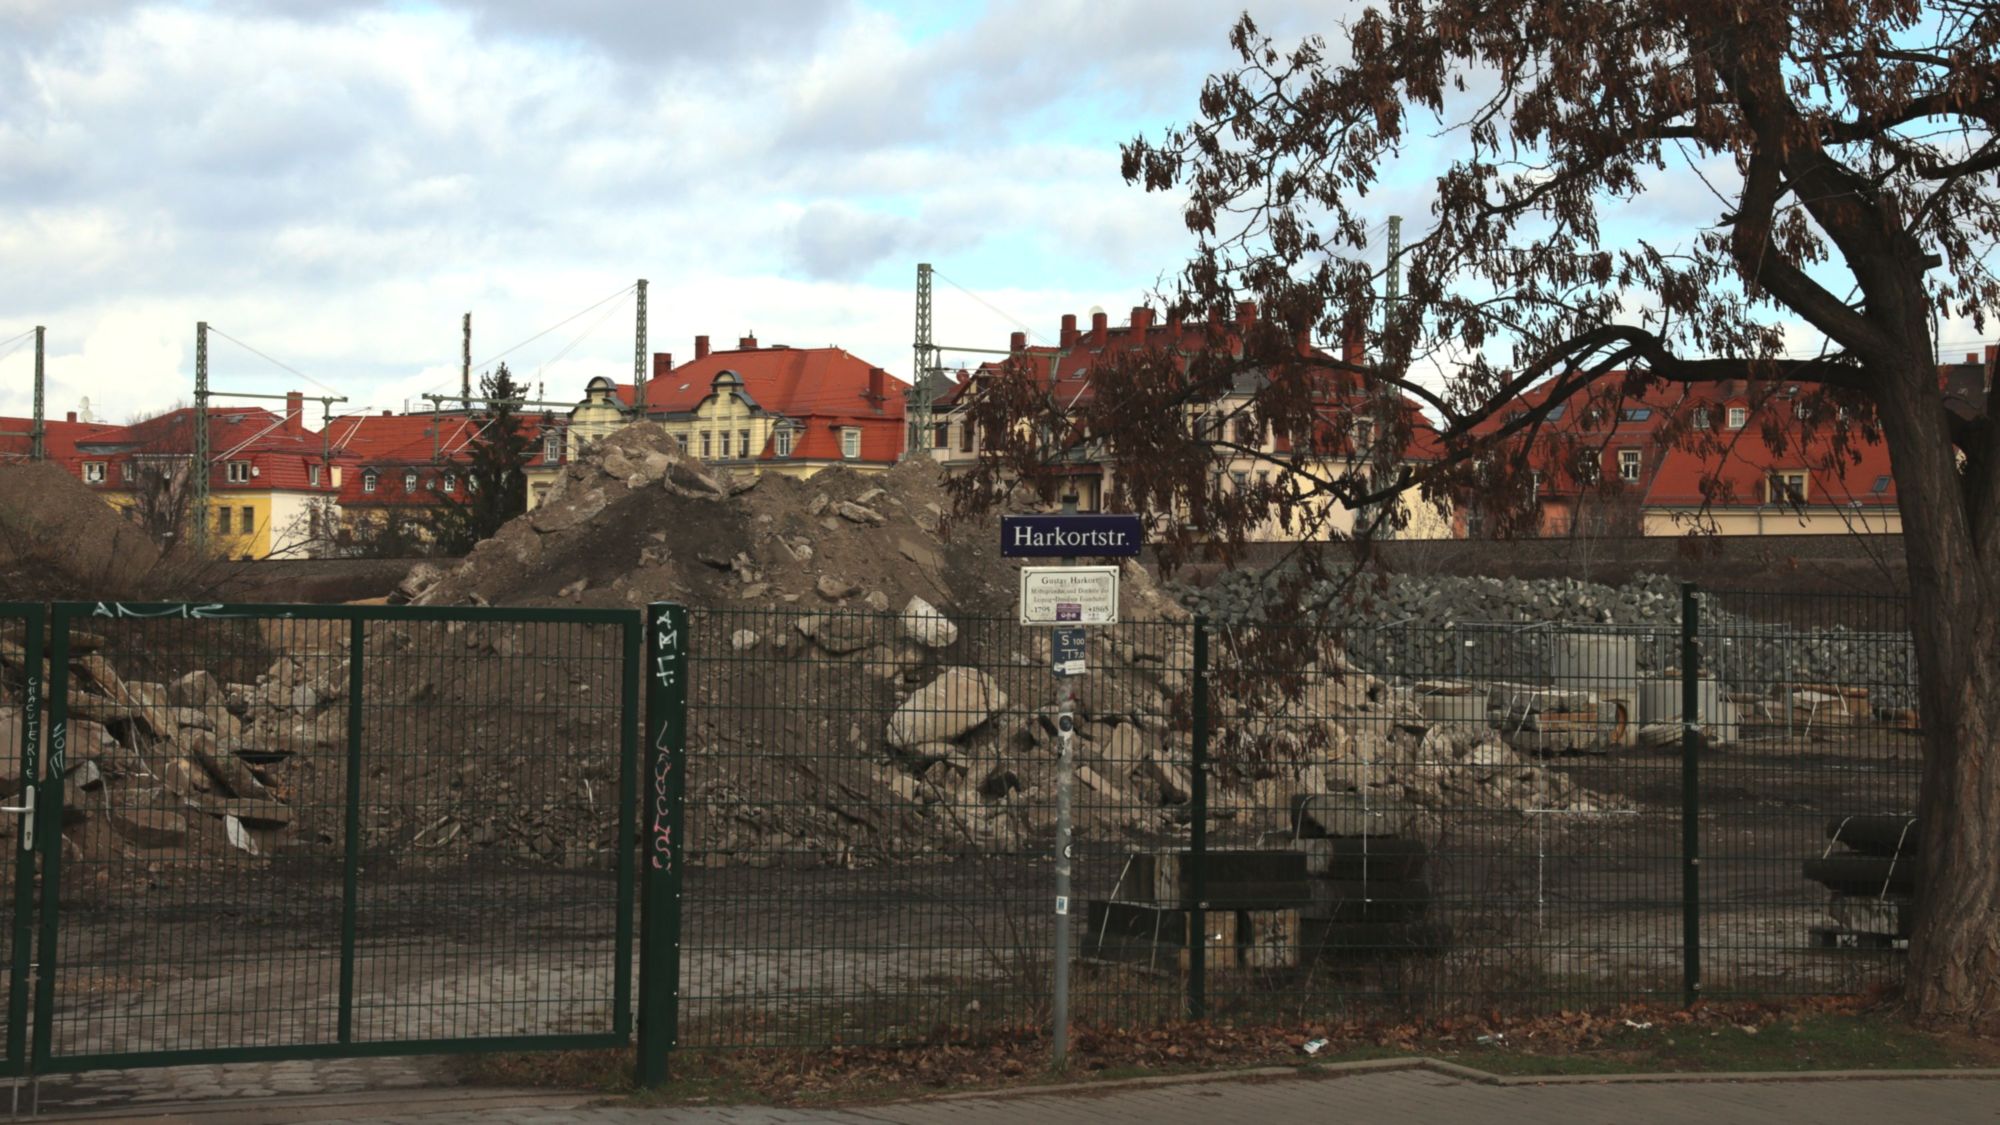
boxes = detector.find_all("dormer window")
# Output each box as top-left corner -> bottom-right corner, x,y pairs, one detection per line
1766,471 -> 1808,505
1727,406 -> 1748,429
443,473 -> 457,493
362,471 -> 378,493
774,426 -> 794,458
83,462 -> 107,483
543,431 -> 564,462
226,461 -> 252,483
1692,407 -> 1712,430
840,428 -> 861,460
403,471 -> 418,492
309,464 -> 322,487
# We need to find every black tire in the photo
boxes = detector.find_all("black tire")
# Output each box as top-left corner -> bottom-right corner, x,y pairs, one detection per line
1823,815 -> 1919,856
1803,854 -> 1918,894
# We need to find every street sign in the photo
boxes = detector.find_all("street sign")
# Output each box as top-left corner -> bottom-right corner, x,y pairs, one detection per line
1000,513 -> 1143,558
1052,626 -> 1087,676
1019,566 -> 1120,625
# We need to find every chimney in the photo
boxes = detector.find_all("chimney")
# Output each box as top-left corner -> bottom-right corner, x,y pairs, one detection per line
285,391 -> 304,433
1060,314 -> 1078,348
382,409 -> 393,416
1236,300 -> 1257,330
1294,330 -> 1314,357
695,335 -> 711,360
1343,330 -> 1365,366
738,334 -> 758,350
652,352 -> 673,379
868,367 -> 886,412
1090,310 -> 1109,348
1009,331 -> 1027,353
1967,352 -> 1980,365
65,411 -> 76,423
1166,311 -> 1183,338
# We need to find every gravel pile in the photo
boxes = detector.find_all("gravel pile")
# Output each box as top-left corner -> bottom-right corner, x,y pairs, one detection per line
1177,570 -> 1917,710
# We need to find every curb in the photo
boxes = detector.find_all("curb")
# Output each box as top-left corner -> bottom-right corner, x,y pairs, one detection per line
28,1086 -> 598,1124
921,1056 -> 2000,1103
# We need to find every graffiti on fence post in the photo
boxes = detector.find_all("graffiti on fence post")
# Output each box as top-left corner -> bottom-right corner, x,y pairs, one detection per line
637,602 -> 687,1087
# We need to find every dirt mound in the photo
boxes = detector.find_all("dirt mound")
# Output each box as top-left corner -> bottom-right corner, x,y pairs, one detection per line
0,463 -> 164,600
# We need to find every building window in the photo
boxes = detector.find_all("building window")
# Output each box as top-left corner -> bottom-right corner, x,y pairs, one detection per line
1232,418 -> 1253,446
309,464 -> 321,487
362,471 -> 377,493
241,505 -> 253,531
226,461 -> 251,483
83,462 -> 106,483
739,430 -> 752,458
1619,407 -> 1652,422
1617,448 -> 1642,482
840,428 -> 861,460
443,473 -> 456,493
1727,406 -> 1748,429
533,484 -> 551,505
543,431 -> 564,462
932,422 -> 949,449
718,431 -> 732,458
403,471 -> 418,492
467,474 -> 478,492
1871,475 -> 1892,494
958,422 -> 973,453
1692,407 -> 1711,430
699,431 -> 712,459
216,507 -> 231,534
1767,472 -> 1808,505
774,427 -> 793,458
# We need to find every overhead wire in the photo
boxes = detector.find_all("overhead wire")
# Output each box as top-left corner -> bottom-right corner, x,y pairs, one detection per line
934,271 -> 1057,347
208,326 -> 346,398
536,289 -> 633,381
458,281 -> 639,386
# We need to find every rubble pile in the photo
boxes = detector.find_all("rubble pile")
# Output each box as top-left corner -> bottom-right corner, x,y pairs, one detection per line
391,425 -> 1618,866
0,618 -> 332,868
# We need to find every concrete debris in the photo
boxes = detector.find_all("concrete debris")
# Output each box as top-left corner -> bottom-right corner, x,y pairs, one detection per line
902,597 -> 959,649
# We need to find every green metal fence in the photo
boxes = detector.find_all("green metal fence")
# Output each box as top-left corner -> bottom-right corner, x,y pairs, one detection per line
23,601 -> 639,1073
652,586 -> 1920,1058
0,587 -> 1926,1080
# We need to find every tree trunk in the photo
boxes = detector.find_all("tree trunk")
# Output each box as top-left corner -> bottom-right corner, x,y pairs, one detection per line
1907,637 -> 2000,1032
1875,360 -> 2000,1031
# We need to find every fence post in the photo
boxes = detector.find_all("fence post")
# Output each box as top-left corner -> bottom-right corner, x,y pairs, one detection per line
4,604 -> 43,1076
1188,616 -> 1208,1021
338,616 -> 365,1045
1680,583 -> 1701,1007
637,603 -> 688,1088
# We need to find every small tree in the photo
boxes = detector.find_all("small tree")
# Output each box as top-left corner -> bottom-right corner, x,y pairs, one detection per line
436,363 -> 542,553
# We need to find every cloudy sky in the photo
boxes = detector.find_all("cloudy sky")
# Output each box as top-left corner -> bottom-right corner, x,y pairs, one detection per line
0,0 -> 1346,425
1,2 -> 1988,428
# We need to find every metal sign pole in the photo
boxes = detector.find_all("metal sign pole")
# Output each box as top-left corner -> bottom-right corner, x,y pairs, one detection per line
1050,496 -> 1079,1072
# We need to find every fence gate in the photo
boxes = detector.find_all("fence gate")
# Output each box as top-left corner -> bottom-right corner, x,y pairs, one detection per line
11,601 -> 638,1074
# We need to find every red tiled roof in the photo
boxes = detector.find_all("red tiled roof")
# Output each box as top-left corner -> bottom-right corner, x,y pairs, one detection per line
627,345 -> 905,420
935,306 -> 1442,463
0,417 -> 125,465
56,405 -> 345,494
1642,430 -> 1897,508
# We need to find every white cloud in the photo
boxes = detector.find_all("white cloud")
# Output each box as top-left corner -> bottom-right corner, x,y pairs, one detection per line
0,1 -> 1361,424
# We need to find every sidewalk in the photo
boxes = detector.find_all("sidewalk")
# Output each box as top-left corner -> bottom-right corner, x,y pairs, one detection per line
38,1063 -> 2000,1125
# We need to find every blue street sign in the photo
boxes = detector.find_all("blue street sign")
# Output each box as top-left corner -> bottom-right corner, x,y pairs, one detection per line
1000,513 -> 1144,558
1053,626 -> 1087,676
